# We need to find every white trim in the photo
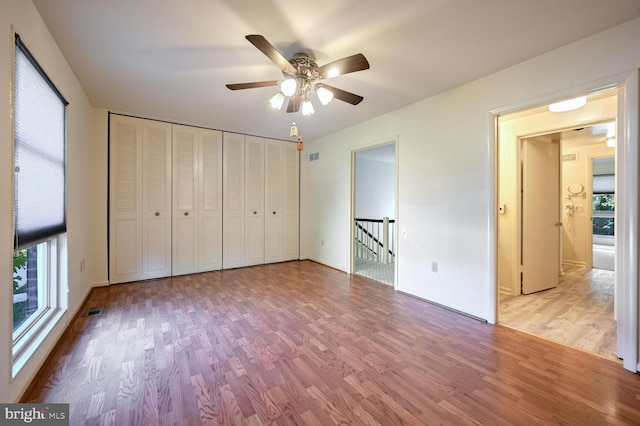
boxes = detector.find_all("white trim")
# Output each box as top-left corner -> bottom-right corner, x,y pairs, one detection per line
618,70 -> 639,372
488,114 -> 498,324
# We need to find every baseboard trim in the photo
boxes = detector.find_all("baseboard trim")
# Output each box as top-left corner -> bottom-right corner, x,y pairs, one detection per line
563,259 -> 587,268
397,290 -> 488,323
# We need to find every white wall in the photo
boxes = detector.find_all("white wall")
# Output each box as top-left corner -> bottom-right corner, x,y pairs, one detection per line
301,17 -> 640,320
355,157 -> 395,220
0,0 -> 95,402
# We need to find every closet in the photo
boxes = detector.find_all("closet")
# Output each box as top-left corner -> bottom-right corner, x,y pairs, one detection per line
109,114 -> 299,283
109,115 -> 172,284
172,125 -> 223,276
265,139 -> 300,263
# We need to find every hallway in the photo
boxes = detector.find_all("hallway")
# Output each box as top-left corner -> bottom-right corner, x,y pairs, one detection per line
499,265 -> 617,361
354,257 -> 394,286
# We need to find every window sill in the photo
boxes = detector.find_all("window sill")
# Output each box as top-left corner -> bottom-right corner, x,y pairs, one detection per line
12,308 -> 67,379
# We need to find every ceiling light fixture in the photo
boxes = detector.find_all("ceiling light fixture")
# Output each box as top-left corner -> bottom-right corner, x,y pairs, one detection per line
548,96 -> 587,112
269,92 -> 285,110
302,98 -> 315,116
227,35 -> 370,116
266,53 -> 341,116
316,86 -> 334,106
280,78 -> 297,97
290,122 -> 298,137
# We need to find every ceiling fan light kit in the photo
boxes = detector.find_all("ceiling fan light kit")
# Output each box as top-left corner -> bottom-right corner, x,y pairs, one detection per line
226,35 -> 369,116
269,92 -> 285,109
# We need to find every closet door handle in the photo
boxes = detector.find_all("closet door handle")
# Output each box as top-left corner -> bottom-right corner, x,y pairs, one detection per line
184,212 -> 189,216
272,211 -> 276,215
253,211 -> 257,215
154,212 -> 160,217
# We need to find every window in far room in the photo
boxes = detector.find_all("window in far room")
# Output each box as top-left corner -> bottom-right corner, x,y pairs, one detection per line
592,158 -> 615,239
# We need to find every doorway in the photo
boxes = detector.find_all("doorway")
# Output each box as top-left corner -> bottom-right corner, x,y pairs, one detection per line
497,89 -> 619,361
351,142 -> 397,286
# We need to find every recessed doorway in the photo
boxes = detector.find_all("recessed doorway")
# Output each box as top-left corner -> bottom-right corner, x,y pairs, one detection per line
497,89 -> 619,361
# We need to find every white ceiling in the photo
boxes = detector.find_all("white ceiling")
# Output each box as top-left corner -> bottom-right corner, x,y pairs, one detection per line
32,0 -> 640,141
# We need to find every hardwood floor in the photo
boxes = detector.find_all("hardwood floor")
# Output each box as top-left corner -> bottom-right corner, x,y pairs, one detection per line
23,261 -> 640,425
500,265 -> 617,361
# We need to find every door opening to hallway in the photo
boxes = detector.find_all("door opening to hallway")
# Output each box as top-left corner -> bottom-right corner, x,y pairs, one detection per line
497,89 -> 619,362
352,143 -> 396,286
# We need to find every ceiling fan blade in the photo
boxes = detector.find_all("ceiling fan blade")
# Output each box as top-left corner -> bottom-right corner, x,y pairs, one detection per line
322,84 -> 364,105
245,35 -> 295,74
316,53 -> 369,79
226,80 -> 279,90
287,95 -> 301,113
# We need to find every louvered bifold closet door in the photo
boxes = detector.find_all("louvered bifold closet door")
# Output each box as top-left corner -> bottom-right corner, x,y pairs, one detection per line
283,142 -> 300,261
223,133 -> 245,269
264,139 -> 284,263
172,125 -> 199,276
199,129 -> 223,272
142,120 -> 172,279
244,136 -> 265,266
109,115 -> 143,284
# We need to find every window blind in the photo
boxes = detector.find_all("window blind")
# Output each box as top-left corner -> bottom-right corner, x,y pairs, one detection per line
14,34 -> 68,250
593,174 -> 614,195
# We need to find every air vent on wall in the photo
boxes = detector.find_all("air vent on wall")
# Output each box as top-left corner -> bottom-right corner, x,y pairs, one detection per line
562,153 -> 577,162
309,152 -> 320,161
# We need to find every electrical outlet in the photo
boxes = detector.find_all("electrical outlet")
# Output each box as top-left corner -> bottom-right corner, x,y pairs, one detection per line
431,261 -> 438,273
575,204 -> 584,212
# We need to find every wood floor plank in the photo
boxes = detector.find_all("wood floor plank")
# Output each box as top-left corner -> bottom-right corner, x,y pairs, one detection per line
21,260 -> 640,425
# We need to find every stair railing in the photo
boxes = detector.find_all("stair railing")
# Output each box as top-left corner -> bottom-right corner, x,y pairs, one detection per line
354,217 -> 395,264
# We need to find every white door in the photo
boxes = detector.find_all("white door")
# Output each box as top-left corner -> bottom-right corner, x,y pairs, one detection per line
264,139 -> 284,263
522,138 -> 560,294
223,133 -> 245,269
172,125 -> 198,276
142,120 -> 172,279
199,129 -> 223,272
109,115 -> 143,284
245,136 -> 265,266
283,142 -> 300,261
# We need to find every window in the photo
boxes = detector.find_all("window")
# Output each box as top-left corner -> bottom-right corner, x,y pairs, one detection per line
12,33 -> 68,374
592,157 -> 615,238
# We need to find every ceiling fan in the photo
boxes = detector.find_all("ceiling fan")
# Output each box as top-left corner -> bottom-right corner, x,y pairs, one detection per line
226,35 -> 370,115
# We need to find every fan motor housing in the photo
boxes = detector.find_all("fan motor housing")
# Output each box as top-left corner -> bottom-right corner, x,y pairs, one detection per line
284,53 -> 319,79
